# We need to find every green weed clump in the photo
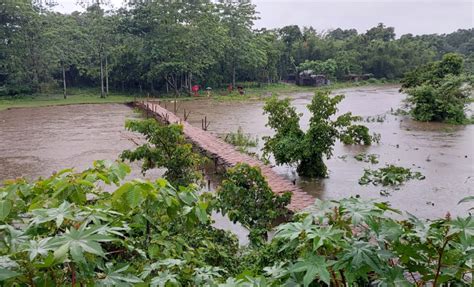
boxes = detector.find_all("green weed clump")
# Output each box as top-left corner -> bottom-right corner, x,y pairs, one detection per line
224,127 -> 258,152
354,153 -> 379,164
359,164 -> 425,186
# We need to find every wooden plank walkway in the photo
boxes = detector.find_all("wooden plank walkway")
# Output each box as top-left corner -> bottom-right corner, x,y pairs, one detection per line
139,101 -> 315,212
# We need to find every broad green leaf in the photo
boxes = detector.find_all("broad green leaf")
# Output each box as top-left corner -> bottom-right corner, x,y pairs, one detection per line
97,263 -> 143,287
53,243 -> 69,262
0,200 -> 12,221
26,238 -> 52,261
0,269 -> 19,281
290,255 -> 330,286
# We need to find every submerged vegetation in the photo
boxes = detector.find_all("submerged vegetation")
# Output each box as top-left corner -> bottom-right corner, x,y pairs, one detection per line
354,153 -> 380,164
262,91 -> 374,178
359,165 -> 425,186
0,162 -> 472,285
224,127 -> 259,154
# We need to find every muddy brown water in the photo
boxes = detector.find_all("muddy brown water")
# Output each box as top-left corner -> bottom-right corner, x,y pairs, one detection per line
168,86 -> 473,219
0,87 -> 473,223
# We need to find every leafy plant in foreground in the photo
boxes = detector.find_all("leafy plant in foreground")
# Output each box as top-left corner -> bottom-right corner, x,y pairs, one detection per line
217,163 -> 291,246
245,198 -> 473,286
120,119 -> 206,187
359,164 -> 425,186
0,160 -> 239,285
0,161 -> 471,286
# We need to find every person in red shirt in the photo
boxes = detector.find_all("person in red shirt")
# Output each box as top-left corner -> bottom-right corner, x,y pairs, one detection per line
192,85 -> 200,97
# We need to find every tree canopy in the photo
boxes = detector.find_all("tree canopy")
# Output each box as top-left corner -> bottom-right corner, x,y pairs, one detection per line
401,53 -> 473,124
263,91 -> 375,178
1,1 -> 473,96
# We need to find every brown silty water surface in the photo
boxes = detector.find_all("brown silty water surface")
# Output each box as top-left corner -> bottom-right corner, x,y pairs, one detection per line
167,86 -> 473,219
0,104 -> 158,181
0,86 -> 473,220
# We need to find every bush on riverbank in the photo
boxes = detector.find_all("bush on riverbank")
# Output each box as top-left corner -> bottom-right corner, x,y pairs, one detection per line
401,53 -> 474,124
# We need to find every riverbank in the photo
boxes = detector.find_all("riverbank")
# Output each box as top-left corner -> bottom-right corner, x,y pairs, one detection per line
0,80 -> 397,110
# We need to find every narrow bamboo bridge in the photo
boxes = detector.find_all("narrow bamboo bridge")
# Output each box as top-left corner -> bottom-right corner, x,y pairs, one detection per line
137,101 -> 315,212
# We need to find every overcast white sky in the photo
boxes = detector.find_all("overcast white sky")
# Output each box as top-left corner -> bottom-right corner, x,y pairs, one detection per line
51,0 -> 474,36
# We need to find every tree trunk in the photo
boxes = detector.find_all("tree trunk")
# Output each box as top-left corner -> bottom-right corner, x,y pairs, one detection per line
105,54 -> 109,97
232,65 -> 236,88
173,75 -> 179,96
189,72 -> 192,94
164,75 -> 179,96
100,53 -> 104,98
62,62 -> 67,99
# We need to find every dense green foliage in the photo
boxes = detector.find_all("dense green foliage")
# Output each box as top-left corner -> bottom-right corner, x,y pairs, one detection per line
217,164 -> 291,245
1,163 -> 472,285
120,119 -> 205,187
263,91 -> 373,178
0,161 -> 239,285
359,165 -> 425,186
401,53 -> 473,124
2,1 -> 474,96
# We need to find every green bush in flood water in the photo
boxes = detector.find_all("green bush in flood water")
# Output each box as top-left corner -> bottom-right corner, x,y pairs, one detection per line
354,153 -> 380,164
217,163 -> 291,246
224,127 -> 259,153
401,53 -> 474,124
262,91 -> 374,178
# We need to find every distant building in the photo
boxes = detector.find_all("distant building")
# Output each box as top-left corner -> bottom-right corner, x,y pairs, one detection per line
297,70 -> 330,87
345,73 -> 374,81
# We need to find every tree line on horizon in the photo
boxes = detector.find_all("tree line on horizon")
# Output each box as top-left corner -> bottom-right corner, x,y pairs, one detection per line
1,0 -> 473,97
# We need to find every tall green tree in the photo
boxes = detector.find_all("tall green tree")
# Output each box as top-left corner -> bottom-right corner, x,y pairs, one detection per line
218,0 -> 265,87
402,53 -> 473,124
263,91 -> 374,178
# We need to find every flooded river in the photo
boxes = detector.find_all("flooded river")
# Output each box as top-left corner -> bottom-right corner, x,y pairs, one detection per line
170,86 -> 473,219
0,86 -> 473,221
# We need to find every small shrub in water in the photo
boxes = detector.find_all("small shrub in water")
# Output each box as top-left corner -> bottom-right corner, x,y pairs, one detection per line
224,127 -> 258,150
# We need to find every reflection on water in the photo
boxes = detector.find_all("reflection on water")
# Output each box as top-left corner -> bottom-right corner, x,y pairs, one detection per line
0,86 -> 473,220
